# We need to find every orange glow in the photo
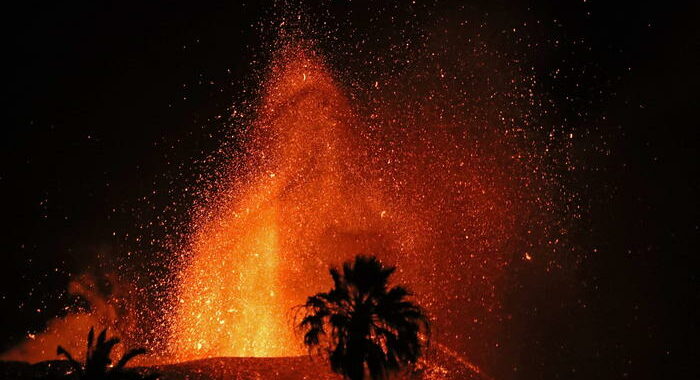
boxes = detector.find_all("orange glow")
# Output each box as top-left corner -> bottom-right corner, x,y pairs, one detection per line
4,35 -> 561,375
167,41 -> 516,362
0,274 -> 131,363
168,44 -> 366,359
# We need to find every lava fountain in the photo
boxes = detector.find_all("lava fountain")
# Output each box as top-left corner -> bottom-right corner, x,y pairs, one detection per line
2,32 -> 566,372
167,34 -> 553,365
168,44 -> 392,360
0,0 -> 595,374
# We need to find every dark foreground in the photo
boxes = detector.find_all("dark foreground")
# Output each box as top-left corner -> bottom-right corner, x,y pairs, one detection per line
0,349 -> 483,379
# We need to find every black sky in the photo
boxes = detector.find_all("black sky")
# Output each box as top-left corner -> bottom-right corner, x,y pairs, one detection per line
1,1 -> 697,378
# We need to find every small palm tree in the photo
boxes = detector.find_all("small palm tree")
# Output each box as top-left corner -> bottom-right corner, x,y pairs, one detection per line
298,255 -> 429,380
57,327 -> 157,379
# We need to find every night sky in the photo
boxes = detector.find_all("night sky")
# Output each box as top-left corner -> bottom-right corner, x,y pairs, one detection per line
1,1 -> 697,379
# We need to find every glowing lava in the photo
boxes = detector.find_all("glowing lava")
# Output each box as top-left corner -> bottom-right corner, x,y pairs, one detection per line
1,12 -> 577,375
168,45 -> 373,359
2,38 -> 568,375
167,39 -> 539,364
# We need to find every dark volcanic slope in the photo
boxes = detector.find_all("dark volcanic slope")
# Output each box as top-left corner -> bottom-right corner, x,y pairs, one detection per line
1,349 -> 483,379
151,356 -> 336,379
150,351 -> 481,380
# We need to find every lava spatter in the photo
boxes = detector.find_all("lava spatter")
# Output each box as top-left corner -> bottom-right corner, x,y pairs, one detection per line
168,44 -> 382,359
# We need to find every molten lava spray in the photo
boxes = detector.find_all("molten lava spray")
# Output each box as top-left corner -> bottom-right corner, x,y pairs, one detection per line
169,45 -> 378,359
2,33 -> 574,374
0,6 -> 584,375
167,32 -> 570,367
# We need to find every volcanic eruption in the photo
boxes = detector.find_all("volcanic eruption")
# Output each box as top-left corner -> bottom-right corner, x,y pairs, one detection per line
168,43 -> 402,360
4,32 -> 569,380
165,32 -> 553,374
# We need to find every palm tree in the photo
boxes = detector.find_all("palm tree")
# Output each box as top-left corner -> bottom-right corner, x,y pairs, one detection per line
57,327 -> 157,379
298,255 -> 429,380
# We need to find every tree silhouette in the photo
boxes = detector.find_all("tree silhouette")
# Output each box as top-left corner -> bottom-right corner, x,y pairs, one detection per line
57,327 -> 157,380
298,255 -> 429,380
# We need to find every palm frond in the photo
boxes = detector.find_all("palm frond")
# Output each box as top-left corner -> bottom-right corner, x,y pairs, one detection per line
298,255 -> 430,380
57,345 -> 84,376
96,328 -> 107,347
114,347 -> 147,370
56,327 -> 154,380
86,327 -> 95,355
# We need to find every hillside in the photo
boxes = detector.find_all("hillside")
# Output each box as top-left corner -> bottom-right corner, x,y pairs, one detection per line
0,348 -> 484,379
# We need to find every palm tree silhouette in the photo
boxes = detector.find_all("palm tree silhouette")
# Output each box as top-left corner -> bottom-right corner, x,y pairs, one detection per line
57,327 -> 157,379
298,255 -> 429,380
